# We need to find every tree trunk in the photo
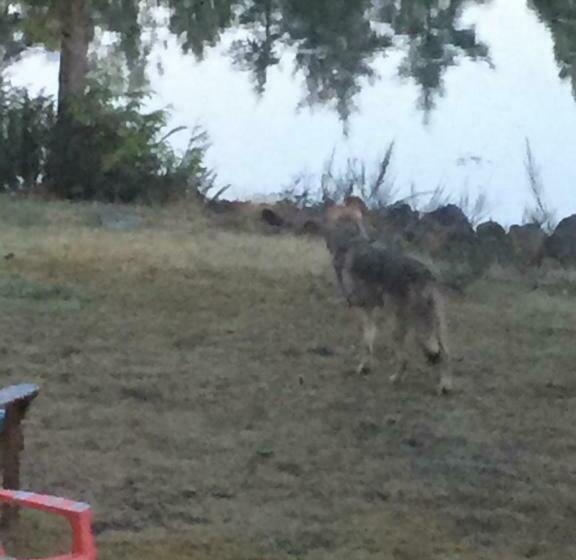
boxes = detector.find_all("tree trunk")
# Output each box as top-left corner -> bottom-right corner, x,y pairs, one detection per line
57,0 -> 90,113
47,0 -> 91,199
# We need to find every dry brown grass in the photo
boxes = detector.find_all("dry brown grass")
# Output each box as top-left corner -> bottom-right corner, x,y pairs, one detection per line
0,197 -> 574,559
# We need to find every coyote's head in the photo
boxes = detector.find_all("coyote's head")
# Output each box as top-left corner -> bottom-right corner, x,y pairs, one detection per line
323,196 -> 369,241
322,197 -> 370,279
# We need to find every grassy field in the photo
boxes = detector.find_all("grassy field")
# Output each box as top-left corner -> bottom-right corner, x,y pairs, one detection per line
0,197 -> 575,559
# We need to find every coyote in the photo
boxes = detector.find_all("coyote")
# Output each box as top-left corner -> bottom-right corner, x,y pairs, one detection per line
323,199 -> 453,395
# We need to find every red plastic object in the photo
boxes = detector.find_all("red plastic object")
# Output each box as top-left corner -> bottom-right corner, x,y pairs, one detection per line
0,489 -> 95,560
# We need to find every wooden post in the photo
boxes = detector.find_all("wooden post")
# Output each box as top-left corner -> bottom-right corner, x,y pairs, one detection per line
0,384 -> 39,529
2,402 -> 28,527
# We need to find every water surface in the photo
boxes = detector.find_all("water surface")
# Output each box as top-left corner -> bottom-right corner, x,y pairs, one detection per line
7,0 -> 576,224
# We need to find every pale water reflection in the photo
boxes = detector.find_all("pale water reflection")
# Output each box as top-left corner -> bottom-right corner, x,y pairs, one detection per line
7,0 -> 576,224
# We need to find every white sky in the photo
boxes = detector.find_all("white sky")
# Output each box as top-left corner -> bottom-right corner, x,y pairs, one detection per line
7,0 -> 576,225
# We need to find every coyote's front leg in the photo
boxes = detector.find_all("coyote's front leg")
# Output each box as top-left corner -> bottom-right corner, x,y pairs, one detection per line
389,315 -> 408,385
356,308 -> 377,374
